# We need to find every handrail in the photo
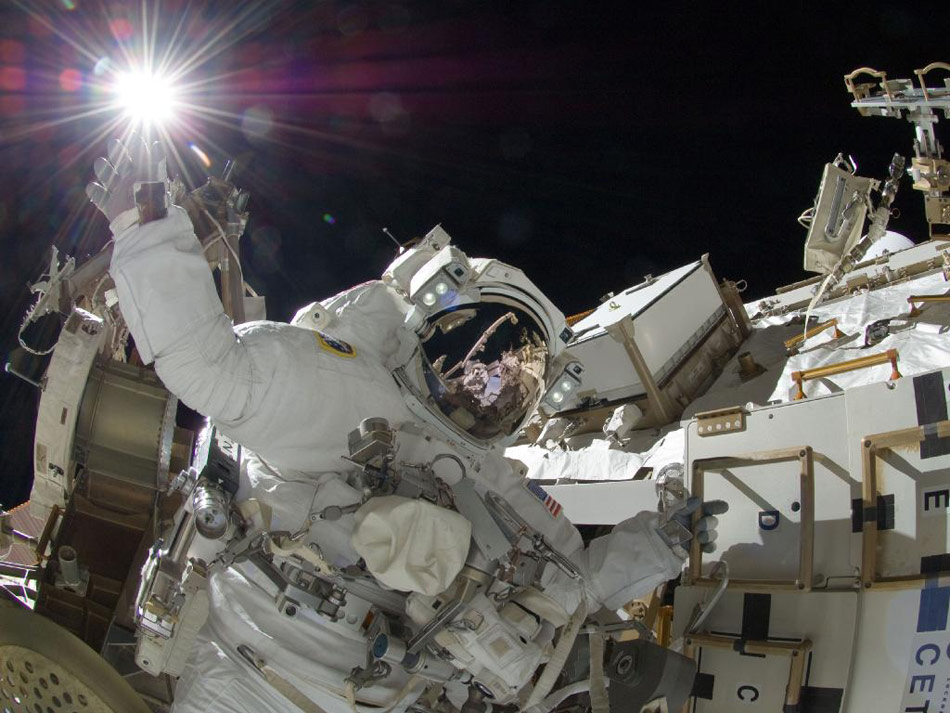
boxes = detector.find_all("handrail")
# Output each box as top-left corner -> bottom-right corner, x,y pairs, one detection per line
33,505 -> 62,565
914,62 -> 950,102
683,633 -> 811,711
791,349 -> 900,400
908,294 -> 950,317
784,318 -> 844,353
860,420 -> 950,588
689,446 -> 814,592
844,66 -> 890,102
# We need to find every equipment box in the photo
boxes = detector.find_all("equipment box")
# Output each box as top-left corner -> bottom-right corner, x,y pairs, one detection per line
562,257 -> 746,426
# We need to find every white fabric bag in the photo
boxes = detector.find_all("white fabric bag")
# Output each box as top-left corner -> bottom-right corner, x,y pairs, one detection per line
351,496 -> 472,595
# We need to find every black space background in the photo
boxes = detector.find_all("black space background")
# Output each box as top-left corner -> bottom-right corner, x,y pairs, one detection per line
0,1 -> 947,507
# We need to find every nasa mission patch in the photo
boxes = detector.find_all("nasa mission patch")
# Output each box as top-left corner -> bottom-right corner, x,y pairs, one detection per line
313,330 -> 357,358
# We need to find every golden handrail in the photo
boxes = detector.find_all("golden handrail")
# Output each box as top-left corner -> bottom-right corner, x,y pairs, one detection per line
33,505 -> 62,565
684,633 -> 811,711
784,318 -> 844,353
844,66 -> 890,102
791,349 -> 900,400
914,62 -> 950,102
908,294 -> 950,317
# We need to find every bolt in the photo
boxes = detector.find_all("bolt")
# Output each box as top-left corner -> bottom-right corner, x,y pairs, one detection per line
285,605 -> 297,617
616,654 -> 634,676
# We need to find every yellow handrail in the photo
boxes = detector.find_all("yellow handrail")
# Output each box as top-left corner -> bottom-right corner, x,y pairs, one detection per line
844,66 -> 890,102
908,294 -> 950,317
33,505 -> 62,565
784,318 -> 844,353
791,349 -> 900,400
914,62 -> 950,102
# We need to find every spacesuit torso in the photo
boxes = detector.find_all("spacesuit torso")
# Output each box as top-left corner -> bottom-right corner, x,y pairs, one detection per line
109,206 -> 683,713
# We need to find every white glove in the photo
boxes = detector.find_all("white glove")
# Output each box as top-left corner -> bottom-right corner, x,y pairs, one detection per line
86,134 -> 167,234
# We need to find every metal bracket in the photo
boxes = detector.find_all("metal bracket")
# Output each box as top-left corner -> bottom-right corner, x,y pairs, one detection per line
406,576 -> 480,655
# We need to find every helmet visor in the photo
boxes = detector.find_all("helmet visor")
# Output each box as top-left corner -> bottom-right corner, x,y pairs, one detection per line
421,302 -> 548,443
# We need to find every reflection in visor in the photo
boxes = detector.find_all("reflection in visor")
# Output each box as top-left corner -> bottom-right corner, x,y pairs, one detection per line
422,305 -> 548,442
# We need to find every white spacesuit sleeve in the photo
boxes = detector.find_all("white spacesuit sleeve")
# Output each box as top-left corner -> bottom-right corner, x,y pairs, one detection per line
110,206 -> 220,367
575,511 -> 685,610
536,510 -> 684,614
482,457 -> 682,613
110,206 -> 263,421
111,207 -> 341,451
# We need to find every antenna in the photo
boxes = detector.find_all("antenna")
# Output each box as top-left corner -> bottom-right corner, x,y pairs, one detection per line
382,227 -> 402,249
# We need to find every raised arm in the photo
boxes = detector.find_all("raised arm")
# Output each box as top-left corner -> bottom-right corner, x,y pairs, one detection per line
87,137 -> 413,470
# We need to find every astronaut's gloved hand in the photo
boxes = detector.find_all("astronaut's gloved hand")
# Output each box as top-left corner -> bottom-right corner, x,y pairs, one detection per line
676,496 -> 728,552
657,496 -> 729,559
85,134 -> 167,235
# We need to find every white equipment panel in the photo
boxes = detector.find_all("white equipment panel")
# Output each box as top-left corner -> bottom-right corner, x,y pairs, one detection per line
544,479 -> 658,525
673,588 -> 857,712
678,367 -> 950,712
845,371 -> 950,581
686,367 -> 950,587
567,260 -> 727,403
685,394 -> 856,587
849,585 -> 950,713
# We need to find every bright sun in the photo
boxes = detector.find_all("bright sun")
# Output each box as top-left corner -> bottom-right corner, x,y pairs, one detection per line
112,70 -> 178,125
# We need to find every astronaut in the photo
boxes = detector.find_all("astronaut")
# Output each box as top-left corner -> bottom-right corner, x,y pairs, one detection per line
86,137 -> 723,713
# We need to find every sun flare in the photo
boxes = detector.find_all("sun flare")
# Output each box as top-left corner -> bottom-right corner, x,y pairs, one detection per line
112,70 -> 177,126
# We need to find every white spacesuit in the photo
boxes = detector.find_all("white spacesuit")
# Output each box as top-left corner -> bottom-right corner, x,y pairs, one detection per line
88,137 -> 699,713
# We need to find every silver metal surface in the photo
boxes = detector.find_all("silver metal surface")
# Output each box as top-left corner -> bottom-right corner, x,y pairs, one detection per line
451,478 -> 513,562
192,483 -> 231,539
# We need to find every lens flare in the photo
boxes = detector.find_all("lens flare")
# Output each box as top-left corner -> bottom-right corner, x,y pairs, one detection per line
112,70 -> 177,125
188,143 -> 211,168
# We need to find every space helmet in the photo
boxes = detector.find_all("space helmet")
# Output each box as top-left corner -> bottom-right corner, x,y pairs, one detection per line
383,226 -> 584,454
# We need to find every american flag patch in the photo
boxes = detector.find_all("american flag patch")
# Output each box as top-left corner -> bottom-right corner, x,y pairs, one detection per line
525,480 -> 562,518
